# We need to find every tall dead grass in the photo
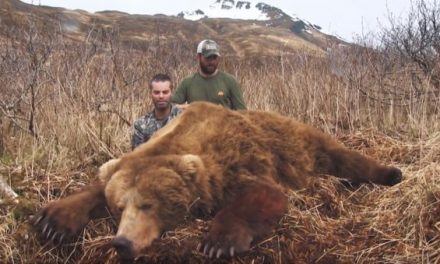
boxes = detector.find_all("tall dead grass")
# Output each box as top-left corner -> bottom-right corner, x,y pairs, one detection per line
0,28 -> 439,263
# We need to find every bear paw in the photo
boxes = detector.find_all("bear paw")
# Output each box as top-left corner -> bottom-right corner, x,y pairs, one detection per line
197,212 -> 254,258
32,197 -> 91,244
382,167 -> 403,186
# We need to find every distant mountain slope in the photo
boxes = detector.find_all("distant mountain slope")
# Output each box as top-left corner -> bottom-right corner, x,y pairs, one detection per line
1,0 -> 348,57
179,0 -> 323,34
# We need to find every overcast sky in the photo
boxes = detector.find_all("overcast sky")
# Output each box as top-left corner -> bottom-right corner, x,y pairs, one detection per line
21,0 -> 417,42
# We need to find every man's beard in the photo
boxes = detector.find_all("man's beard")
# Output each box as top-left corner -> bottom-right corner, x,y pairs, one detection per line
200,63 -> 217,75
154,100 -> 170,111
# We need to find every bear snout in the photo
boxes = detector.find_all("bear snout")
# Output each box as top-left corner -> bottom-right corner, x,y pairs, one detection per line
111,236 -> 135,261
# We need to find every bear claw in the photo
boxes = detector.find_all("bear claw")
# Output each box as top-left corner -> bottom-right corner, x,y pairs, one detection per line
208,247 -> 215,258
50,231 -> 58,241
46,228 -> 53,239
42,223 -> 49,234
198,241 -> 236,258
34,215 -> 44,225
59,234 -> 65,243
203,244 -> 210,255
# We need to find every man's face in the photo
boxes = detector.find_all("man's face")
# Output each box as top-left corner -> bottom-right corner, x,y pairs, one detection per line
198,54 -> 220,75
151,81 -> 172,111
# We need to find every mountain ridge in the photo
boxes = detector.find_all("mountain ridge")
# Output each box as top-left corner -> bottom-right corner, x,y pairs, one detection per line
2,0 -> 348,57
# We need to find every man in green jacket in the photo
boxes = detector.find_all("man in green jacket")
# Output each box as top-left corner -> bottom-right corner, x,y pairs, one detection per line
172,39 -> 247,110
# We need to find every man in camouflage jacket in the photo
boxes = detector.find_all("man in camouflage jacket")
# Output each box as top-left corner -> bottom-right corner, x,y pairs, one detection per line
131,74 -> 182,150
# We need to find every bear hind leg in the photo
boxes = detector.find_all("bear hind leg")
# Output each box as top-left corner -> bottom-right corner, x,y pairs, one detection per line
316,146 -> 402,186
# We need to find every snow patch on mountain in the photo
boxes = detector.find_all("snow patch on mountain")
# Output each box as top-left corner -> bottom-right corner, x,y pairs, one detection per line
178,0 -> 328,37
179,0 -> 272,21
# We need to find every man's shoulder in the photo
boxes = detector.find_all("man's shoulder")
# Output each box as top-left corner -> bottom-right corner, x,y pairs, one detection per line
217,71 -> 239,87
180,73 -> 198,84
218,71 -> 238,81
134,111 -> 154,126
170,104 -> 183,116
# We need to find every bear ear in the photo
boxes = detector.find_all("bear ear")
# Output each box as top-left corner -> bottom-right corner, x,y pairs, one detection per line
177,154 -> 204,180
98,158 -> 121,184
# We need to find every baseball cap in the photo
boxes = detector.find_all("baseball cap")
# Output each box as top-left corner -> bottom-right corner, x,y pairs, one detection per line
196,39 -> 221,57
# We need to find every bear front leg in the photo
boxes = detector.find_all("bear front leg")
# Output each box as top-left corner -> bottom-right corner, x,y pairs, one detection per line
33,183 -> 108,244
198,184 -> 287,258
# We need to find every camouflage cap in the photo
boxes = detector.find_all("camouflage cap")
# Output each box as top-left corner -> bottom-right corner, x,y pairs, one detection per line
196,39 -> 221,57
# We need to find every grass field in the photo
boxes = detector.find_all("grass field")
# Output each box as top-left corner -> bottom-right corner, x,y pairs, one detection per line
0,36 -> 439,263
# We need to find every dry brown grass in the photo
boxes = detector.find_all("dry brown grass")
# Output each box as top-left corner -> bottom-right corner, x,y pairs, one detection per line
0,29 -> 439,263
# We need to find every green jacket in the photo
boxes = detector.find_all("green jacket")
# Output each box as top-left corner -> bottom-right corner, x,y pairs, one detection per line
172,71 -> 246,110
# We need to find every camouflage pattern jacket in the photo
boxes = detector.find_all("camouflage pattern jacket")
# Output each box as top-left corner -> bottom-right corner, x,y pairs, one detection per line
131,104 -> 182,149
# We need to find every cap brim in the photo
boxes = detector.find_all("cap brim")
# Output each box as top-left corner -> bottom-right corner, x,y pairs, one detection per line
202,51 -> 220,57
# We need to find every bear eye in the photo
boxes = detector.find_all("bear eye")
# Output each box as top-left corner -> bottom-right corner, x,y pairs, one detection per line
139,203 -> 153,211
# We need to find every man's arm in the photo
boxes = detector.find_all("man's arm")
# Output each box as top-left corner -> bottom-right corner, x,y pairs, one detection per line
171,78 -> 188,104
131,120 -> 147,150
228,77 -> 247,110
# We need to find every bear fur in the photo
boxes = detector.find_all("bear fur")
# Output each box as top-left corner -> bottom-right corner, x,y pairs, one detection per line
33,102 -> 402,261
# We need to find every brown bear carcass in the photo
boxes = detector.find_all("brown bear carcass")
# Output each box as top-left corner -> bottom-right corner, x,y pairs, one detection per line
33,102 -> 402,261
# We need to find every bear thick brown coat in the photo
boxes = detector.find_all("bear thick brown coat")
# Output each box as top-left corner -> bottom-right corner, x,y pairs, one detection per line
33,102 -> 402,261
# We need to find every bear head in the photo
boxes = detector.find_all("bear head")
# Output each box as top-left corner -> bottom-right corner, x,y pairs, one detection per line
99,154 -> 211,260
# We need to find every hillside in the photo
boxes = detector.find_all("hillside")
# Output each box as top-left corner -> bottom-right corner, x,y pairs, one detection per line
1,0 -> 346,57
